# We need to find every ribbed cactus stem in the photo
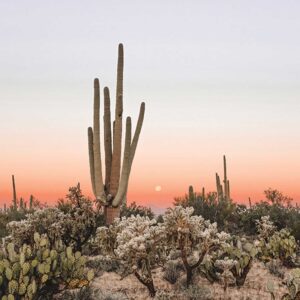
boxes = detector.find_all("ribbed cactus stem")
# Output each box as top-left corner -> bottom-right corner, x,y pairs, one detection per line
110,44 -> 124,196
216,173 -> 223,201
223,155 -> 228,200
20,197 -> 24,209
29,195 -> 33,210
202,187 -> 205,199
12,175 -> 17,210
188,185 -> 194,200
227,180 -> 230,199
112,117 -> 131,206
128,102 -> 145,167
104,87 -> 112,190
4,203 -> 6,213
93,78 -> 105,201
88,127 -> 96,196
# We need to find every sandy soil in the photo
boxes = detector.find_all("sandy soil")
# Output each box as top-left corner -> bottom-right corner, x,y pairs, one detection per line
92,261 -> 290,299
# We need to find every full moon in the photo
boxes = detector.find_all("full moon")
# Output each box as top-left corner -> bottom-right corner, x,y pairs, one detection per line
155,185 -> 162,192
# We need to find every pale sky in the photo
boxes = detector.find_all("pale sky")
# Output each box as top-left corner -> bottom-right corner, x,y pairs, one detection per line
1,1 -> 300,211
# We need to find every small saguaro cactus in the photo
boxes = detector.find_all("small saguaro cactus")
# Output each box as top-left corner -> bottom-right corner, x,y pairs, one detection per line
216,155 -> 230,201
88,44 -> 145,224
12,175 -> 17,210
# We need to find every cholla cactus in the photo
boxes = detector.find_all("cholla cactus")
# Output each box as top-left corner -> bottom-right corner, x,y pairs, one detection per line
59,184 -> 98,251
256,216 -> 276,240
7,208 -> 65,247
215,257 -> 237,292
203,237 -> 257,287
96,215 -> 166,297
163,206 -> 230,286
0,233 -> 93,299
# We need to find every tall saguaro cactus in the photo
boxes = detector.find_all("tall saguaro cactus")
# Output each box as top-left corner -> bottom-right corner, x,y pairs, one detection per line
216,155 -> 230,201
88,44 -> 145,224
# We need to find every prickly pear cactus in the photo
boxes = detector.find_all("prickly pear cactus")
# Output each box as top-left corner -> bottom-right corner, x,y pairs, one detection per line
257,227 -> 297,266
282,268 -> 300,300
0,232 -> 94,299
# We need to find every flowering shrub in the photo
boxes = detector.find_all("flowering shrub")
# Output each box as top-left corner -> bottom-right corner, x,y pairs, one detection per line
163,206 -> 230,286
96,215 -> 167,297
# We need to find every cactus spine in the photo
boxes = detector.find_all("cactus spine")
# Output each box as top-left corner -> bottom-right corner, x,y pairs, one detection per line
88,44 -> 145,224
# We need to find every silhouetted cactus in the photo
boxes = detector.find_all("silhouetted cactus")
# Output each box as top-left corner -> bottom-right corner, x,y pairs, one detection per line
216,155 -> 230,201
11,175 -> 17,210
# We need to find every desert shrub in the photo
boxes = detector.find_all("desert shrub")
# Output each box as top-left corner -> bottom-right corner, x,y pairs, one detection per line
7,184 -> 99,251
182,284 -> 212,300
86,256 -> 120,275
60,286 -> 101,300
155,290 -> 177,300
256,216 -> 298,267
174,190 -> 238,232
163,206 -> 230,287
267,259 -> 285,279
0,232 -> 94,299
120,202 -> 154,219
58,184 -> 99,251
96,290 -> 128,300
176,187 -> 300,240
7,208 -> 65,247
96,215 -> 167,297
0,209 -> 28,238
163,261 -> 181,284
236,189 -> 300,241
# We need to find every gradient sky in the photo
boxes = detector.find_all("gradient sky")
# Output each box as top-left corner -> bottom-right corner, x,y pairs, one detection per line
1,1 -> 300,212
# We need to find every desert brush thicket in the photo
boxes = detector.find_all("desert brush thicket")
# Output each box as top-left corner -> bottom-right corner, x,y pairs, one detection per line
1,181 -> 300,298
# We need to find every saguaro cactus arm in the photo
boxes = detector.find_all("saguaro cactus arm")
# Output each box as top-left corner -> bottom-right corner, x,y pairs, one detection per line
93,79 -> 105,200
110,44 -> 124,196
112,102 -> 145,207
103,87 -> 113,190
112,117 -> 132,206
88,127 -> 96,196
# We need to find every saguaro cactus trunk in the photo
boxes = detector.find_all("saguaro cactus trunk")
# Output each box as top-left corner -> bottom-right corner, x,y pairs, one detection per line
88,44 -> 145,225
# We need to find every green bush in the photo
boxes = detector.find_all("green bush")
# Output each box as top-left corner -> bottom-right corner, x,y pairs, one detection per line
120,201 -> 154,219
